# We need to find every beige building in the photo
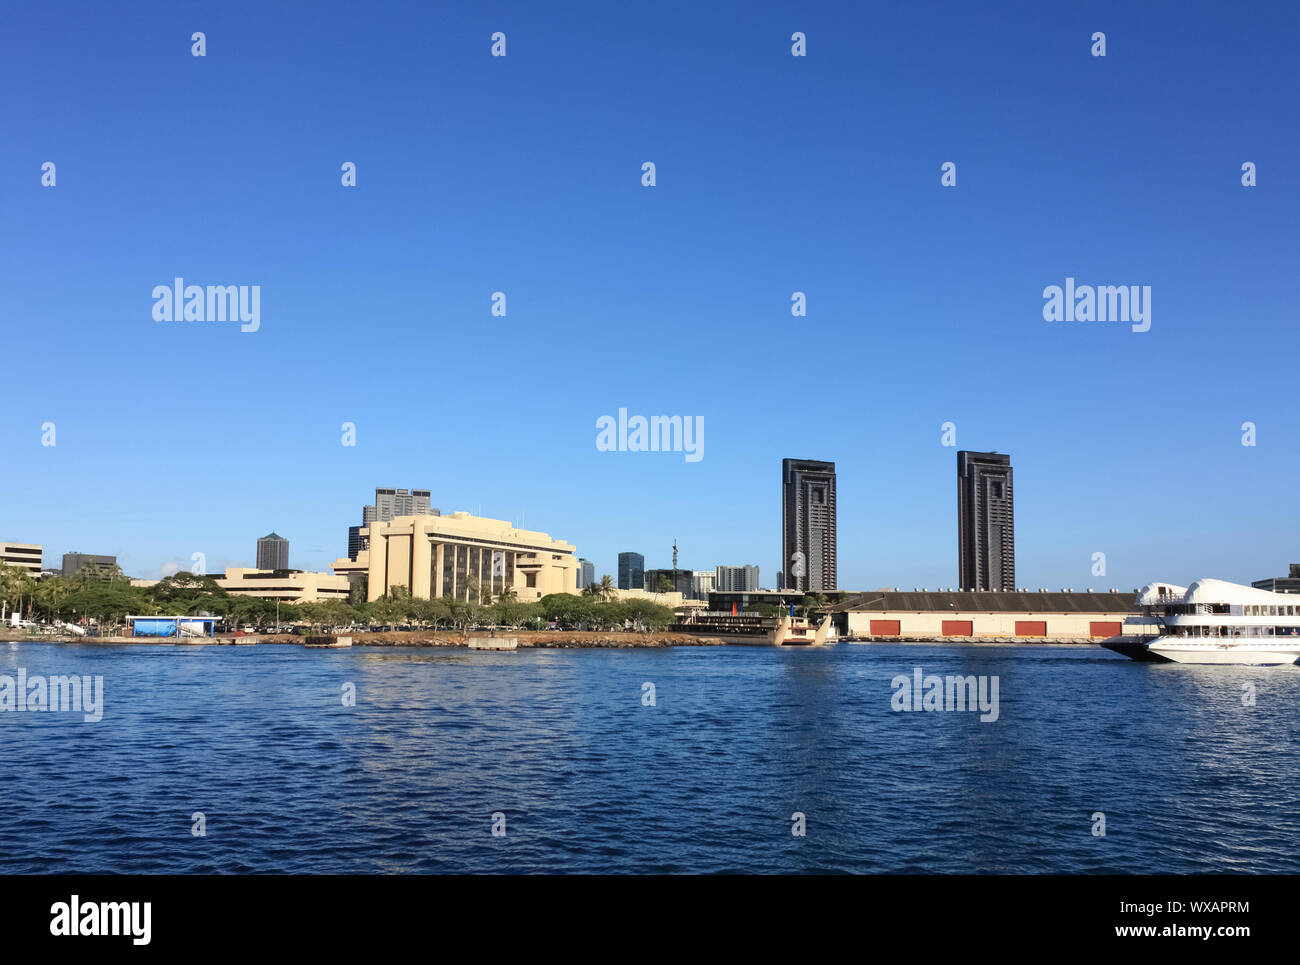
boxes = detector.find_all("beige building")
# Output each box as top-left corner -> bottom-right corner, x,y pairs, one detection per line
336,512 -> 579,604
0,542 -> 42,575
832,588 -> 1155,641
606,587 -> 704,609
217,568 -> 350,603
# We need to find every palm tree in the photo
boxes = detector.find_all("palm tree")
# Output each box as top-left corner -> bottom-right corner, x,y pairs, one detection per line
597,574 -> 615,602
36,577 -> 67,622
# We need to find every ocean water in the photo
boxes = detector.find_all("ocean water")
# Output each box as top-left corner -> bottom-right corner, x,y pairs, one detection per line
2,640 -> 1297,874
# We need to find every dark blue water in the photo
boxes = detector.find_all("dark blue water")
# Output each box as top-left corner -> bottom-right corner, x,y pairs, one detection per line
2,640 -> 1298,873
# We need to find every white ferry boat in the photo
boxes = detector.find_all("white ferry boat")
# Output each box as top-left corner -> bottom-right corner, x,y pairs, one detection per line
1130,579 -> 1300,665
671,610 -> 833,646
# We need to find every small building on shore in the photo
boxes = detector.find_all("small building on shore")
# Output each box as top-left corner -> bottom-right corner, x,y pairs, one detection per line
829,588 -> 1153,641
128,615 -> 217,638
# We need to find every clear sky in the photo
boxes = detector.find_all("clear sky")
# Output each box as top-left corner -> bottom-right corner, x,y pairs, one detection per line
2,0 -> 1297,590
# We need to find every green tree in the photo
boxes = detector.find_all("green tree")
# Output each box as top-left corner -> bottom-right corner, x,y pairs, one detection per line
33,575 -> 71,622
149,572 -> 229,611
540,593 -> 597,629
0,563 -> 36,620
410,596 -> 449,628
619,599 -> 675,630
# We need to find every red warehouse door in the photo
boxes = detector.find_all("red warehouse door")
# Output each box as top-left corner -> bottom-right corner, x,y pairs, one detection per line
1015,621 -> 1047,636
1090,621 -> 1123,637
941,620 -> 973,636
870,620 -> 901,635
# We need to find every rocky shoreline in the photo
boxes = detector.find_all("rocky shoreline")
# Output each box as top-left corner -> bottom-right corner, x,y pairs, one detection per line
348,630 -> 727,648
2,629 -> 727,648
4,629 -> 1113,648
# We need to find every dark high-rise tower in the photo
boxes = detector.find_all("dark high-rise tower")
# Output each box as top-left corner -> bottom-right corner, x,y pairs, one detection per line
781,458 -> 837,592
618,551 -> 645,590
957,451 -> 1015,591
256,532 -> 289,570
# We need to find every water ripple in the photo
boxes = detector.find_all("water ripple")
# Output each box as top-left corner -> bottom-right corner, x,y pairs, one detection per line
1,642 -> 1297,872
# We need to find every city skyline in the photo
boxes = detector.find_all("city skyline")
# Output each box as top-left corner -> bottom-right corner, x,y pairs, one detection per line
2,4 -> 1297,591
13,439 -> 1295,595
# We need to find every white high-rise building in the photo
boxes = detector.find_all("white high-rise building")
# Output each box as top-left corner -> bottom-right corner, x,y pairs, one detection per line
367,488 -> 434,522
692,571 -> 716,600
715,564 -> 760,593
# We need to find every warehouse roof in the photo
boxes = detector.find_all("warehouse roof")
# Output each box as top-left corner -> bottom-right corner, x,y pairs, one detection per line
831,589 -> 1138,613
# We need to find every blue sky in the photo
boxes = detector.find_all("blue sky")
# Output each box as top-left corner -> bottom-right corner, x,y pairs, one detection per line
2,0 -> 1297,590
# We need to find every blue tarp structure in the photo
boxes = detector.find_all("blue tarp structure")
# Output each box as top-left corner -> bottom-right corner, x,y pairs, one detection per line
129,616 -> 216,638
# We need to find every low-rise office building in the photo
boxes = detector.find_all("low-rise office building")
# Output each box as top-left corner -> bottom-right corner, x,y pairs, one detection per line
216,568 -> 351,603
339,512 -> 579,604
62,553 -> 117,579
1252,564 -> 1300,594
830,588 -> 1151,641
644,568 -> 693,597
607,587 -> 701,609
0,542 -> 42,575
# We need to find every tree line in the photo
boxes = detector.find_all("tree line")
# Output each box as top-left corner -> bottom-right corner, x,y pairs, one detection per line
0,564 -> 677,632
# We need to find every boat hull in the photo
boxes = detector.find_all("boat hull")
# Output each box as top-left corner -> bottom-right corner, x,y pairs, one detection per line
1146,642 -> 1300,666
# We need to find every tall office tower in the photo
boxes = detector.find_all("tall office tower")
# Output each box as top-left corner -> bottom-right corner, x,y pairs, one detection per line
618,552 -> 645,590
256,532 -> 290,570
354,488 -> 436,559
781,458 -> 837,592
373,488 -> 433,520
957,450 -> 1015,592
577,558 -> 596,589
715,564 -> 760,593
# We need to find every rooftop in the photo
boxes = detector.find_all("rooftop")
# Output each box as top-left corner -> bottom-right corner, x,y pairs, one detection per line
831,588 -> 1138,613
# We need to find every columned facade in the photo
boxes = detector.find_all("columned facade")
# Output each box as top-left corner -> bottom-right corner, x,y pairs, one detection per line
347,512 -> 577,603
